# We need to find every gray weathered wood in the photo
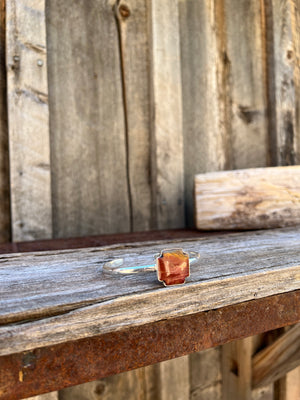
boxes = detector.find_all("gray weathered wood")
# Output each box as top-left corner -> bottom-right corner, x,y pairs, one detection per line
189,347 -> 222,399
1,227 -> 300,356
292,0 -> 300,166
266,0 -> 299,166
6,0 -> 52,241
253,323 -> 300,388
224,0 -> 268,169
46,0 -> 130,238
114,0 -> 152,232
179,0 -> 231,227
150,0 -> 185,229
195,166 -> 300,230
0,0 -> 10,243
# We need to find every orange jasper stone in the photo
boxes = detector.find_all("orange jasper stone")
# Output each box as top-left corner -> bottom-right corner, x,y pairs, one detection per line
157,249 -> 190,286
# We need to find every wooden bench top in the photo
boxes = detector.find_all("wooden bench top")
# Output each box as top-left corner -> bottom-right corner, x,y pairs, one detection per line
1,227 -> 300,399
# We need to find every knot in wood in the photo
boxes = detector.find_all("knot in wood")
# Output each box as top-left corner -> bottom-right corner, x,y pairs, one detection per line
118,4 -> 130,18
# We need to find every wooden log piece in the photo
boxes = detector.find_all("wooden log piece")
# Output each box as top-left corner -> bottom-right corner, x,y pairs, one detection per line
195,166 -> 300,230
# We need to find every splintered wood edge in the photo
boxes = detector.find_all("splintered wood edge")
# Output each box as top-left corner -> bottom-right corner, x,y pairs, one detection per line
1,227 -> 300,356
195,166 -> 300,230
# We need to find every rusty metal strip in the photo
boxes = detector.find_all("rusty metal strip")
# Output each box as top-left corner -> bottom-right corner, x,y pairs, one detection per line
1,290 -> 299,400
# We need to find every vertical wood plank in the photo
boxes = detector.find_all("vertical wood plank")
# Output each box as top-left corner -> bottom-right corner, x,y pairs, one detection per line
251,333 -> 276,400
292,0 -> 300,163
189,347 -> 222,400
159,356 -> 190,400
224,0 -> 268,169
150,0 -> 185,229
275,367 -> 300,400
114,0 -> 152,231
6,0 -> 52,241
265,0 -> 299,165
222,338 -> 253,400
0,0 -> 10,243
179,0 -> 231,226
46,0 -> 130,238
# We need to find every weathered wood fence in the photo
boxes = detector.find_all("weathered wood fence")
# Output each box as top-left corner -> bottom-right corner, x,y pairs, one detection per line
0,0 -> 299,399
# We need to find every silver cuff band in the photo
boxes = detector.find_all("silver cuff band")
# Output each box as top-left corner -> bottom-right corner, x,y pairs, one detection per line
102,249 -> 200,275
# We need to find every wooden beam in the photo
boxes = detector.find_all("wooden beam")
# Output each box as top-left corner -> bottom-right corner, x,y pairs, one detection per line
195,166 -> 300,230
1,227 -> 300,356
252,323 -> 300,388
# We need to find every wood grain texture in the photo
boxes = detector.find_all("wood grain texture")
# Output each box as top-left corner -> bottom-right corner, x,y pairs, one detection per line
1,227 -> 300,356
195,166 -> 300,230
251,334 -> 276,400
277,366 -> 300,400
189,347 -> 222,399
224,0 -> 268,169
292,0 -> 300,165
60,370 -> 146,400
46,0 -> 130,238
179,0 -> 231,227
150,0 -> 184,229
265,0 -> 300,165
253,324 -> 300,388
115,0 -> 152,232
159,356 -> 189,400
222,337 -> 253,400
0,0 -> 10,243
6,0 -> 52,241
